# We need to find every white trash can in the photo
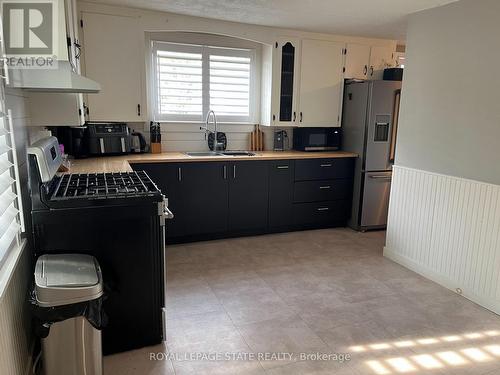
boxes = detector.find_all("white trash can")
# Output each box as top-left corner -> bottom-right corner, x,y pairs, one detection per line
34,254 -> 104,375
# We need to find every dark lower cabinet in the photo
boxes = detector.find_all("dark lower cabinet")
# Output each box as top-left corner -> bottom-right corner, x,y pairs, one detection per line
294,179 -> 352,203
132,162 -> 185,237
134,157 -> 354,242
177,162 -> 228,235
293,200 -> 350,227
228,161 -> 269,232
295,158 -> 354,181
132,162 -> 228,238
268,160 -> 294,229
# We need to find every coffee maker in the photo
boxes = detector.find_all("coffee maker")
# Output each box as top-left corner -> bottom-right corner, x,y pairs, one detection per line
273,130 -> 287,151
50,126 -> 89,158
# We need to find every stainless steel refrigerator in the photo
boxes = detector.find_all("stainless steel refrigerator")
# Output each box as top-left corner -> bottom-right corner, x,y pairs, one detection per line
341,80 -> 401,231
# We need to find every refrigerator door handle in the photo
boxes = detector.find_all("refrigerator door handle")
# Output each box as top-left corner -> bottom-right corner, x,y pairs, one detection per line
389,89 -> 401,163
369,175 -> 392,180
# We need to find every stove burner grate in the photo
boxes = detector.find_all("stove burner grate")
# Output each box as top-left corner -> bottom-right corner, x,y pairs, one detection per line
49,171 -> 159,200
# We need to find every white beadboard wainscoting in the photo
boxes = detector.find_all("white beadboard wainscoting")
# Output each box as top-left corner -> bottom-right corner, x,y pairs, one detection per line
385,165 -> 500,314
130,122 -> 294,152
0,243 -> 32,375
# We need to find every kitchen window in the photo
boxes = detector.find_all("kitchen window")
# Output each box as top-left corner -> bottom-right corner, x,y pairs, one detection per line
152,41 -> 256,123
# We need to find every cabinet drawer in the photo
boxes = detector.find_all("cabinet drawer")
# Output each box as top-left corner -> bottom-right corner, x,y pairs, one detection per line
269,160 -> 294,176
293,200 -> 349,227
294,158 -> 354,181
294,179 -> 352,203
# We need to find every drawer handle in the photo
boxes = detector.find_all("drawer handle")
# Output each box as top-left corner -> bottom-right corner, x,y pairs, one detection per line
319,186 -> 331,189
320,163 -> 332,167
277,165 -> 289,169
317,207 -> 330,211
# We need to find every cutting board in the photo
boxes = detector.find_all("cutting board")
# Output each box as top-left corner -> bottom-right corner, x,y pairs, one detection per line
250,125 -> 264,151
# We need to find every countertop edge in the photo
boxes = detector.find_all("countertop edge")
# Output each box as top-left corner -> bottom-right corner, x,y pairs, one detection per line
68,151 -> 359,174
127,153 -> 358,164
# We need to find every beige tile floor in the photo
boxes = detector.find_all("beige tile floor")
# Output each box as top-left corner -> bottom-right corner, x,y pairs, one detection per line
104,228 -> 500,375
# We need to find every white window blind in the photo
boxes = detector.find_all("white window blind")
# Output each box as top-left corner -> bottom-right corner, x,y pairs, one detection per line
0,111 -> 21,269
209,53 -> 251,119
156,48 -> 203,120
152,41 -> 255,123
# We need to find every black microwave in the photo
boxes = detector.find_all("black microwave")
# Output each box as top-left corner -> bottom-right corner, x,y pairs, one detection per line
293,127 -> 341,151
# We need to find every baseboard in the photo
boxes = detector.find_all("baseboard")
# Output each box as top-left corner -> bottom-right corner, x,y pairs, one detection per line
384,246 -> 500,316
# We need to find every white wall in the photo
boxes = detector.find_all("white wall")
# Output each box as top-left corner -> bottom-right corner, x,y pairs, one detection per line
78,1 -> 396,151
385,0 -> 500,314
395,0 -> 500,185
0,243 -> 32,375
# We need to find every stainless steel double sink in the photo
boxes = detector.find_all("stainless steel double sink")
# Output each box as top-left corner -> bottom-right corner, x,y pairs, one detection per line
184,151 -> 256,157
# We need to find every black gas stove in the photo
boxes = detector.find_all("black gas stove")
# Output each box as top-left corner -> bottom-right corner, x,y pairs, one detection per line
28,137 -> 172,355
49,171 -> 159,201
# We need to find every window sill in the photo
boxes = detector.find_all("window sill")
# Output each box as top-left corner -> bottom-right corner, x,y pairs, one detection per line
0,238 -> 28,301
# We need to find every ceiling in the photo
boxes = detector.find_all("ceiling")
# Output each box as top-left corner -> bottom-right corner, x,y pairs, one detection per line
85,0 -> 459,40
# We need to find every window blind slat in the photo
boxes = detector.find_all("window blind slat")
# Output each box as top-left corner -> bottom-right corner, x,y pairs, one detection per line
157,51 -> 202,60
0,220 -> 20,266
0,189 -> 16,216
0,154 -> 12,175
0,170 -> 14,197
209,55 -> 250,63
0,204 -> 18,239
0,138 -> 10,155
157,61 -> 202,69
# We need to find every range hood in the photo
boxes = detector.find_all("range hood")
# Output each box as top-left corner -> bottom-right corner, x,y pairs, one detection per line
8,61 -> 101,93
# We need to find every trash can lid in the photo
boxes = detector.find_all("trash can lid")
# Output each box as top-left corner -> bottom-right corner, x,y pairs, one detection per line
35,254 -> 103,307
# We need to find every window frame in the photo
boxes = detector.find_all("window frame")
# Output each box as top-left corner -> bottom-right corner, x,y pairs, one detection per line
151,41 -> 256,124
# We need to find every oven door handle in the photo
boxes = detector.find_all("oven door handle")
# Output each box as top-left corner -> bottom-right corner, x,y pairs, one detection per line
163,206 -> 174,219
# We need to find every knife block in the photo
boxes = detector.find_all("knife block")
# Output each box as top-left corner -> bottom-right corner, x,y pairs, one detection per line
150,143 -> 162,154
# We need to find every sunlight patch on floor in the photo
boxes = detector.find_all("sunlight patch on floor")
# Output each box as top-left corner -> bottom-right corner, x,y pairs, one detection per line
351,330 -> 500,353
361,330 -> 500,374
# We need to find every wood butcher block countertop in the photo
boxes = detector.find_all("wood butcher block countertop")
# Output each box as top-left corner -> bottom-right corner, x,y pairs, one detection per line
69,151 -> 358,174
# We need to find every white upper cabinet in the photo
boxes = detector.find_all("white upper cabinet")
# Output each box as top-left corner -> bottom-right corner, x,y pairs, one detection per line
272,38 -> 301,126
269,38 -> 345,127
345,43 -> 396,80
344,43 -> 371,80
28,92 -> 84,126
298,39 -> 344,127
81,12 -> 144,122
368,45 -> 395,79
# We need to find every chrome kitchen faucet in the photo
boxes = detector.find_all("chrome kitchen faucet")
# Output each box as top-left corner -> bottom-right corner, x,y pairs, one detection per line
200,110 -> 224,151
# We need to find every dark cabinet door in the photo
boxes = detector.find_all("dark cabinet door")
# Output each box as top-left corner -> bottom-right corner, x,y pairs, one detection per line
132,162 -> 228,238
132,162 -> 185,237
268,160 -> 294,229
178,162 -> 228,236
228,161 -> 269,232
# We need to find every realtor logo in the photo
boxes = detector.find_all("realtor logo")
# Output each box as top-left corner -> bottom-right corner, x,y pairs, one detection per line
4,2 -> 53,54
1,0 -> 58,68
